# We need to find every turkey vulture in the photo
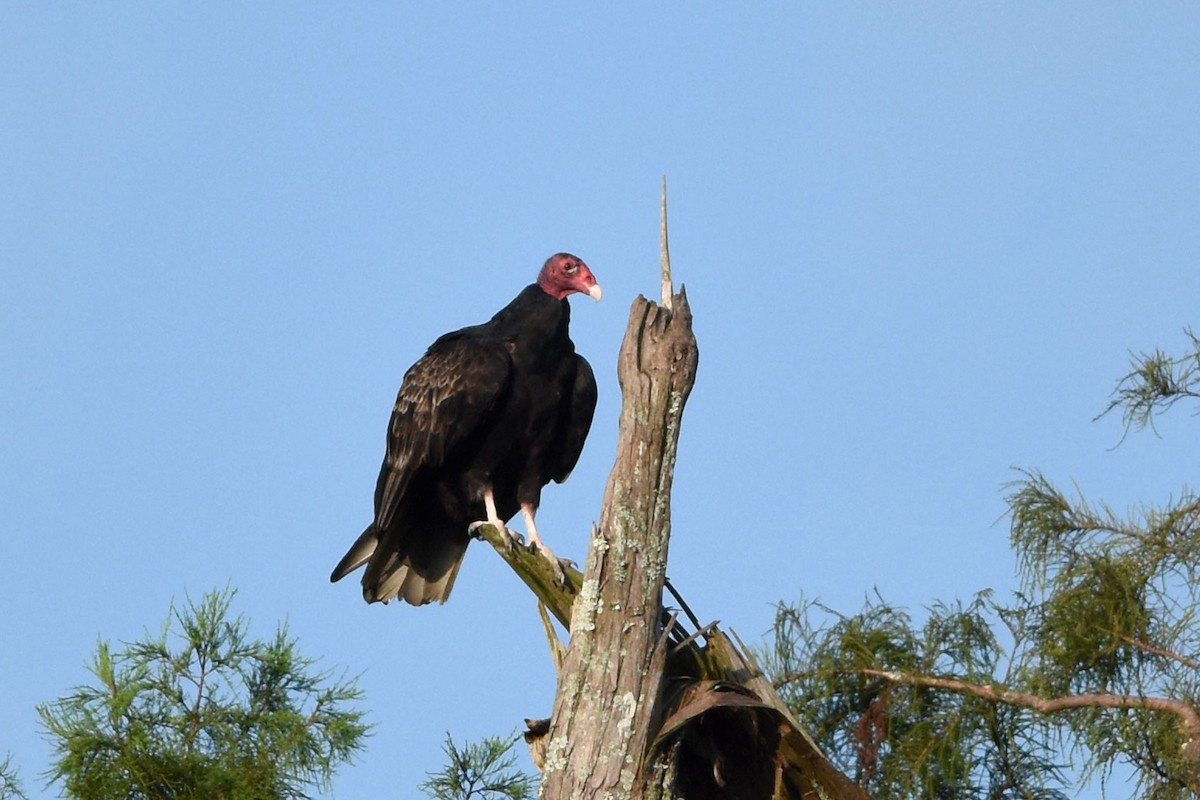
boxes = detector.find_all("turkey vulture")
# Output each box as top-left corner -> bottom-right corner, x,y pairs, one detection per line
331,253 -> 601,605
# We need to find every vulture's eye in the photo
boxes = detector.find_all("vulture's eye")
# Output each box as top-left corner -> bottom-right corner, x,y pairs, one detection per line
565,263 -> 579,275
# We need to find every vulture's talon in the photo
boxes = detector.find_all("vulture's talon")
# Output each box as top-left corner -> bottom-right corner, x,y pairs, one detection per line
469,520 -> 514,551
529,541 -> 569,587
547,555 -> 567,587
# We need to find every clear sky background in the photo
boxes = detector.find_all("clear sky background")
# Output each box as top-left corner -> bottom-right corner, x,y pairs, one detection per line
3,4 -> 1198,798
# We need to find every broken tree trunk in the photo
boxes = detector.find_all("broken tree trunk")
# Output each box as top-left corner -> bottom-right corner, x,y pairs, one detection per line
538,288 -> 699,798
478,283 -> 870,797
478,185 -> 871,798
520,282 -> 871,800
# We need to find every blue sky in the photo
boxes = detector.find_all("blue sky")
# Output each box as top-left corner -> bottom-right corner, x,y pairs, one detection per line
3,4 -> 1198,798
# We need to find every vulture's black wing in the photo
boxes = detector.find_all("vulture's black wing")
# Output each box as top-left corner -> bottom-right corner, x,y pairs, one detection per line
331,331 -> 513,587
551,354 -> 597,483
374,332 -> 513,530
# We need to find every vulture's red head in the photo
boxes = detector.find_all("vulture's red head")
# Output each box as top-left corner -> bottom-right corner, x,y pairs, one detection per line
537,253 -> 602,302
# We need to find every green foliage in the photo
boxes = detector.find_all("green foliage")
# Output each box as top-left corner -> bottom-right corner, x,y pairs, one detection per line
765,331 -> 1200,799
1099,327 -> 1200,436
0,755 -> 29,800
419,732 -> 538,800
770,594 -> 1069,799
38,587 -> 370,800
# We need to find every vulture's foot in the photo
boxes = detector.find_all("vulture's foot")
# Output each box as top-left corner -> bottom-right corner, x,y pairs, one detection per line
469,520 -> 516,551
531,540 -> 570,587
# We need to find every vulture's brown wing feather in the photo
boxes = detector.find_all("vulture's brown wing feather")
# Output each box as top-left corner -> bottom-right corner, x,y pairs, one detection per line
373,332 -> 512,530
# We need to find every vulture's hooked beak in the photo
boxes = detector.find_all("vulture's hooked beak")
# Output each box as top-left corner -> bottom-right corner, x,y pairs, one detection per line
587,284 -> 603,302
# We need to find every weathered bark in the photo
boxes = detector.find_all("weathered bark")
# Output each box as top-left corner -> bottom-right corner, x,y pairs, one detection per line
538,290 -> 699,798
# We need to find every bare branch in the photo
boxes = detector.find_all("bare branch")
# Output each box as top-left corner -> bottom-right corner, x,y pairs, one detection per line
473,522 -> 580,629
1118,635 -> 1200,672
858,668 -> 1200,743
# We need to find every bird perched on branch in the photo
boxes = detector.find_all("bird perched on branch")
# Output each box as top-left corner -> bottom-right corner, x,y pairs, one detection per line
331,253 -> 601,605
